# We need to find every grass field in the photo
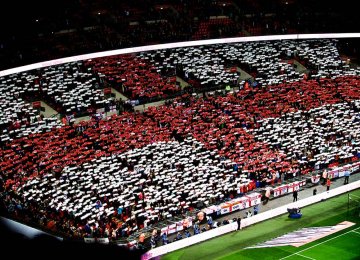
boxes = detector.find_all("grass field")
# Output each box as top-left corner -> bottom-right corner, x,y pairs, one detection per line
162,189 -> 360,260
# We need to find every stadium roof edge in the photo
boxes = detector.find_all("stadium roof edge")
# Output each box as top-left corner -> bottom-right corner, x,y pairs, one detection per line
1,33 -> 359,77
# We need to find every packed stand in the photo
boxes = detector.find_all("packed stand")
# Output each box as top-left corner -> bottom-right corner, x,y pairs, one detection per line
0,75 -> 61,143
139,45 -> 240,92
192,17 -> 239,40
145,76 -> 360,181
0,40 -> 360,248
1,76 -> 360,246
85,54 -> 179,103
139,39 -> 359,94
16,137 -> 253,240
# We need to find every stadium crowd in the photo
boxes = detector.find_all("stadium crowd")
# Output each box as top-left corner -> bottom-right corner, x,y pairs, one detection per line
0,38 -> 360,250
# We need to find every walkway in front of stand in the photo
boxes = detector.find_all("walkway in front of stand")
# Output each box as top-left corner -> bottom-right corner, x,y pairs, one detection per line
163,172 -> 360,243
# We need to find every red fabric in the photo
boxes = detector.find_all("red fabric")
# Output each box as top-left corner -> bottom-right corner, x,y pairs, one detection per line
85,55 -> 179,100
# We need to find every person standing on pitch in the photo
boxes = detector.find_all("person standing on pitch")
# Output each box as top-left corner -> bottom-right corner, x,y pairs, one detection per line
237,217 -> 241,230
344,170 -> 350,185
293,189 -> 298,202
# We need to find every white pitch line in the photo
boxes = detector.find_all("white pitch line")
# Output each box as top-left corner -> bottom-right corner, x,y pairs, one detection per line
352,230 -> 360,235
279,227 -> 360,260
296,253 -> 316,260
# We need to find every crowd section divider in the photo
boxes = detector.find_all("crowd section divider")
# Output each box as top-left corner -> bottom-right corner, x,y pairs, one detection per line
142,179 -> 360,260
1,33 -> 360,78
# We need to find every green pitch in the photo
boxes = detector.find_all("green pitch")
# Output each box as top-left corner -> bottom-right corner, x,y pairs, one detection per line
162,189 -> 360,260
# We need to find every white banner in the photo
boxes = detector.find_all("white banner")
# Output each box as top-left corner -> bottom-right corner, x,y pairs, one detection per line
220,207 -> 230,215
84,237 -> 96,243
97,237 -> 110,244
231,203 -> 241,212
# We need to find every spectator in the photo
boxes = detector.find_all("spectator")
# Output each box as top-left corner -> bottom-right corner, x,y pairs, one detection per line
174,232 -> 182,242
95,200 -> 102,209
161,232 -> 169,245
263,188 -> 271,204
137,233 -> 146,251
207,216 -> 213,229
253,205 -> 259,215
326,178 -> 332,191
322,170 -> 328,185
150,235 -> 156,249
222,219 -> 229,225
246,210 -> 252,218
193,222 -> 200,235
197,211 -> 206,224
